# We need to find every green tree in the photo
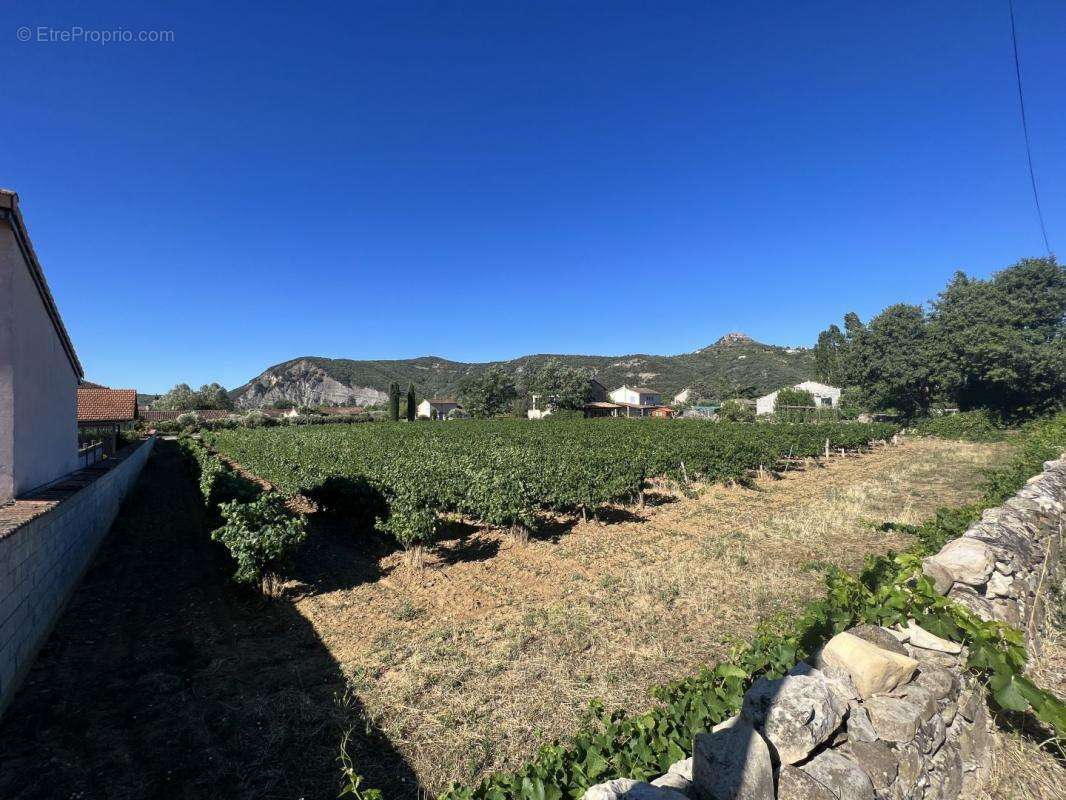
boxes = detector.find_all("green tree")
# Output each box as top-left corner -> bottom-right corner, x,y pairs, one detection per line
813,324 -> 847,385
459,367 -> 517,418
388,382 -> 400,421
406,384 -> 416,422
154,383 -> 199,411
196,382 -> 234,410
928,258 -> 1066,418
849,304 -> 933,418
527,358 -> 592,410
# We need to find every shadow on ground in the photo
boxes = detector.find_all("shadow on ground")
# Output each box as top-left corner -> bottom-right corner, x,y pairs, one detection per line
0,441 -> 421,800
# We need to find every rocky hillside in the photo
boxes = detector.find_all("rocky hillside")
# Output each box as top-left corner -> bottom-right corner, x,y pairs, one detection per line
230,336 -> 815,409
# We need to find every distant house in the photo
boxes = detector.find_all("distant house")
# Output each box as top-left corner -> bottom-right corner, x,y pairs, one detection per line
608,385 -> 662,407
755,381 -> 841,416
417,398 -> 461,419
77,386 -> 138,456
1,189 -> 84,500
650,406 -> 673,419
604,385 -> 669,418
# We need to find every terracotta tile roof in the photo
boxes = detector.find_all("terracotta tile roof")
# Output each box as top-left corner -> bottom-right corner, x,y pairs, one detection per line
77,387 -> 137,422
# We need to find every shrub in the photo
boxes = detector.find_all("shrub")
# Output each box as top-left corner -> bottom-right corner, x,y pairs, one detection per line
717,399 -> 755,422
911,409 -> 1005,442
212,492 -> 307,591
176,411 -> 201,430
774,388 -> 816,422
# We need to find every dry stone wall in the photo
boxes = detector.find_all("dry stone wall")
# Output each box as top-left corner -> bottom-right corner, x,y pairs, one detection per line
583,455 -> 1066,800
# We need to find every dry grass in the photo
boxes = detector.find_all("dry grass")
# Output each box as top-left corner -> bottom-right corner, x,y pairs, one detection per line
287,437 -> 1010,795
981,575 -> 1066,800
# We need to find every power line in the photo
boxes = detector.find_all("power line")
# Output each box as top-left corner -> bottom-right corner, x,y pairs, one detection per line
1008,0 -> 1053,256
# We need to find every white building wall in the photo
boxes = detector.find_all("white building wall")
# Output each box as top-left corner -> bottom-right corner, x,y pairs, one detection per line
0,220 -> 79,500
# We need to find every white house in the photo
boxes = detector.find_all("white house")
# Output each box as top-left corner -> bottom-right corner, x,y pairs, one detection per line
755,381 -> 841,416
417,398 -> 461,419
0,189 -> 84,501
608,385 -> 662,407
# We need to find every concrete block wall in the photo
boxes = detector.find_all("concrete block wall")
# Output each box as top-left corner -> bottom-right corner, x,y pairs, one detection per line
0,438 -> 154,714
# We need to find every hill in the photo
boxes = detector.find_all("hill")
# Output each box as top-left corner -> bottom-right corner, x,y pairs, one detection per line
231,336 -> 814,409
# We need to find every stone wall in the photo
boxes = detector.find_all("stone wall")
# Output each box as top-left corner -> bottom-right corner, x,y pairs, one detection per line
0,438 -> 154,714
584,454 -> 1065,800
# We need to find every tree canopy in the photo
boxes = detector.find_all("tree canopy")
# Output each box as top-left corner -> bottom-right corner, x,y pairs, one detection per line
154,382 -> 234,411
459,367 -> 517,418
526,358 -> 592,410
816,256 -> 1065,419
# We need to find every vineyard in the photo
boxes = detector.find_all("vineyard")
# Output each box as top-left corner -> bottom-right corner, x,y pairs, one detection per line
206,419 -> 896,546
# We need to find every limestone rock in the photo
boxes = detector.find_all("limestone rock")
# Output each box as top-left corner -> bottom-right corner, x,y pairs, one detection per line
985,570 -> 1014,598
650,773 -> 691,795
788,661 -> 859,705
844,740 -> 898,792
930,745 -> 963,800
820,632 -> 918,700
946,585 -> 996,622
742,675 -> 843,764
583,779 -> 690,800
915,666 -> 957,702
899,682 -> 938,723
846,625 -> 909,657
895,743 -> 924,794
915,713 -> 946,755
846,703 -> 878,743
928,538 -> 994,586
652,759 -> 693,794
920,558 -> 955,595
903,621 -> 963,655
800,749 -> 875,800
864,694 -> 925,742
776,764 -> 836,800
692,720 -> 774,800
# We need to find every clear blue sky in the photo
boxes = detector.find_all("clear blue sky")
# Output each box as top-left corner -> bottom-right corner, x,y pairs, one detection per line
3,1 -> 1063,393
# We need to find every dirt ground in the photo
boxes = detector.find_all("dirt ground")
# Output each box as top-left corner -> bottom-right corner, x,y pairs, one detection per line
2,435 -> 1047,799
286,436 -> 1011,793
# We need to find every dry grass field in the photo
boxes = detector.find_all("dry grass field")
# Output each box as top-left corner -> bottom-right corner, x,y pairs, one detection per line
284,436 -> 1012,794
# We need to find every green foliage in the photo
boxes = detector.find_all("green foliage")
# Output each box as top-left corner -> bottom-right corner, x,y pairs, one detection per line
848,304 -> 933,418
207,419 -> 894,552
716,399 -> 755,422
826,258 -> 1065,421
813,324 -> 847,385
211,492 -> 307,587
929,258 -> 1066,418
459,366 -> 518,418
527,358 -> 594,410
155,382 -> 234,411
774,388 -> 816,422
406,384 -> 417,422
911,410 -> 1006,442
389,382 -> 401,422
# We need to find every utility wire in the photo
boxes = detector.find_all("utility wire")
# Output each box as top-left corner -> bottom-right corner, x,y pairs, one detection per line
1008,0 -> 1052,256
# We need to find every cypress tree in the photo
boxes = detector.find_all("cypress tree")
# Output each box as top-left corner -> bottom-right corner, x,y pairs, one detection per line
389,382 -> 400,421
406,384 -> 416,422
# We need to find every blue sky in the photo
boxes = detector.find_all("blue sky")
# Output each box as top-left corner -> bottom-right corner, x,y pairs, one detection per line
3,1 -> 1063,393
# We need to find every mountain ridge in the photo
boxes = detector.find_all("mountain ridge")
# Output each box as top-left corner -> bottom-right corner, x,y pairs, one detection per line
230,336 -> 815,409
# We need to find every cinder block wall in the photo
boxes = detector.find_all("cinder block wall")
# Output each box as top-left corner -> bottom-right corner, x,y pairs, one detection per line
0,438 -> 154,714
